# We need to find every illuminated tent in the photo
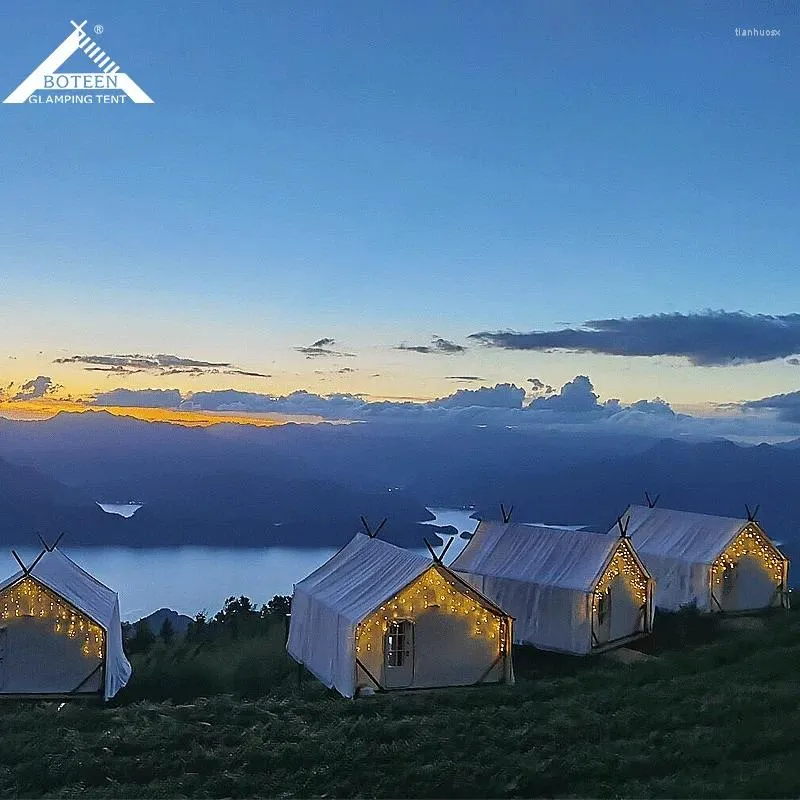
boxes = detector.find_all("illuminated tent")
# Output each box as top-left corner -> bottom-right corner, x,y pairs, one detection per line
611,505 -> 790,613
0,546 -> 132,700
286,533 -> 514,698
450,522 -> 654,654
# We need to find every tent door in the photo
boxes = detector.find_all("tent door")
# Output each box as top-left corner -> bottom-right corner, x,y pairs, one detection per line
594,576 -> 642,648
608,576 -> 642,642
719,554 -> 779,612
383,619 -> 414,689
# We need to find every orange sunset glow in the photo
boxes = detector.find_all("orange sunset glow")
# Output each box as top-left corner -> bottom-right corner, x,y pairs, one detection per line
0,399 -> 334,428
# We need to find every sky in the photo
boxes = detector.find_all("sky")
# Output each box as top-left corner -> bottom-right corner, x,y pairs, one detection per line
1,1 -> 799,425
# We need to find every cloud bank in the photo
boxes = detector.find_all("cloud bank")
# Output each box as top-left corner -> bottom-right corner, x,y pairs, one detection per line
54,353 -> 269,379
470,311 -> 800,366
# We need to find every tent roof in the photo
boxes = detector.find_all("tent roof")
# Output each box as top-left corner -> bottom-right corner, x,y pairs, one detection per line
613,505 -> 748,565
0,548 -> 120,631
293,534 -> 434,626
450,521 -> 620,592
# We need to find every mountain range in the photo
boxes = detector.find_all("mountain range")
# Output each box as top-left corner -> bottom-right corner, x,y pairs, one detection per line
0,412 -> 798,573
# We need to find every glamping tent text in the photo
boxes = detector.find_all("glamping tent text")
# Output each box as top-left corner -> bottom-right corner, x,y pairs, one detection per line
0,544 -> 131,700
450,521 -> 655,655
286,533 -> 514,698
612,505 -> 789,613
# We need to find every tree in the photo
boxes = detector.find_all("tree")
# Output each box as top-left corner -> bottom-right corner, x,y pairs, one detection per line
159,616 -> 175,645
186,611 -> 208,642
214,596 -> 257,639
261,595 -> 291,618
126,619 -> 156,655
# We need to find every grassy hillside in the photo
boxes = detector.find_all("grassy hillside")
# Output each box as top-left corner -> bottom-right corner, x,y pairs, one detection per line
2,608 -> 800,798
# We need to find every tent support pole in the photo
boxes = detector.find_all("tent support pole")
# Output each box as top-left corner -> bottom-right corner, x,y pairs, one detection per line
474,652 -> 503,685
710,592 -> 723,612
69,662 -> 103,695
355,658 -> 385,692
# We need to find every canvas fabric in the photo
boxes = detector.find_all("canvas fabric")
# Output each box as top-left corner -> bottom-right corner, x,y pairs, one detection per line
286,534 -> 432,698
612,506 -> 748,611
451,522 -> 623,653
0,549 -> 132,699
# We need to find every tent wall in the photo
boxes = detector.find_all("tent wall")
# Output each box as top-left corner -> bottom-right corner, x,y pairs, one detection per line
0,616 -> 102,695
714,555 -> 782,612
286,588 -> 357,698
637,553 -> 713,612
710,523 -> 789,612
354,566 -> 511,693
462,572 -> 593,654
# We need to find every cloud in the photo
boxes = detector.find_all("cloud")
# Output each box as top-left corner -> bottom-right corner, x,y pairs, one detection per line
54,352 -> 269,379
433,384 -> 525,410
787,358 -> 800,366
91,388 -> 183,408
13,376 -> 59,401
469,311 -> 800,366
70,373 -> 800,443
528,375 -> 603,413
627,398 -> 676,417
527,378 -> 545,391
739,390 -> 800,423
395,337 -> 466,355
85,366 -> 147,376
445,376 -> 486,382
295,338 -> 355,359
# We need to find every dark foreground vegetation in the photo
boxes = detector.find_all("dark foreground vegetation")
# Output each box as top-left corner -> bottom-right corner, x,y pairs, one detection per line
2,603 -> 800,798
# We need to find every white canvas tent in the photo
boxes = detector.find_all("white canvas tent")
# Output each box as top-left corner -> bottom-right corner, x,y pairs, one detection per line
0,547 -> 131,700
450,521 -> 654,655
612,505 -> 789,613
286,533 -> 514,698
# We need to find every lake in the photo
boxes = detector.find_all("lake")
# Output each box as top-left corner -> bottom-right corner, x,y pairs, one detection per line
8,507 -> 482,621
9,507 -> 588,621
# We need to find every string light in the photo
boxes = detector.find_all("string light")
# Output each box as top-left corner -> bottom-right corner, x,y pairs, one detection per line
355,567 -> 506,656
711,524 -> 785,588
592,540 -> 649,618
0,578 -> 104,659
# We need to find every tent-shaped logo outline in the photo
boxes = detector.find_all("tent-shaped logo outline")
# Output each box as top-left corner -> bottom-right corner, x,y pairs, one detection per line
4,20 -> 154,104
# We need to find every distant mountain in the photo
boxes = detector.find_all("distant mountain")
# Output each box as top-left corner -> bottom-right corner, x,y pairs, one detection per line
2,414 -> 800,562
125,608 -> 193,636
0,455 -> 125,544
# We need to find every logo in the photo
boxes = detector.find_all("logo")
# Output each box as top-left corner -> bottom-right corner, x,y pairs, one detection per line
4,20 -> 153,105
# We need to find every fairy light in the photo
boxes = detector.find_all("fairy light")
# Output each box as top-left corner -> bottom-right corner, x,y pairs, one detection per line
711,524 -> 784,588
592,541 -> 649,618
355,567 -> 506,656
0,578 -> 104,659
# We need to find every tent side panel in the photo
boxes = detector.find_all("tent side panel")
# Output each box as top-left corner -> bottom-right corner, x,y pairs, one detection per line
104,599 -> 132,700
479,575 -> 592,655
287,589 -> 357,696
639,553 -> 712,612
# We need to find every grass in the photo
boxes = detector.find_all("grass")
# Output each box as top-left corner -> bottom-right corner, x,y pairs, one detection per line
1,608 -> 800,797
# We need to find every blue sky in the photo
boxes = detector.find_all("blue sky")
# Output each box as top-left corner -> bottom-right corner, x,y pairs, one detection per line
1,1 -> 798,410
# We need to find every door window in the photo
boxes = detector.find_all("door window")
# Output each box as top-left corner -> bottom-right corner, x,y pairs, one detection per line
385,620 -> 413,668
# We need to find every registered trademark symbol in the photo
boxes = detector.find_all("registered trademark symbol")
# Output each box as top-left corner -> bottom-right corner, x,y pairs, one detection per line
93,24 -> 104,35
